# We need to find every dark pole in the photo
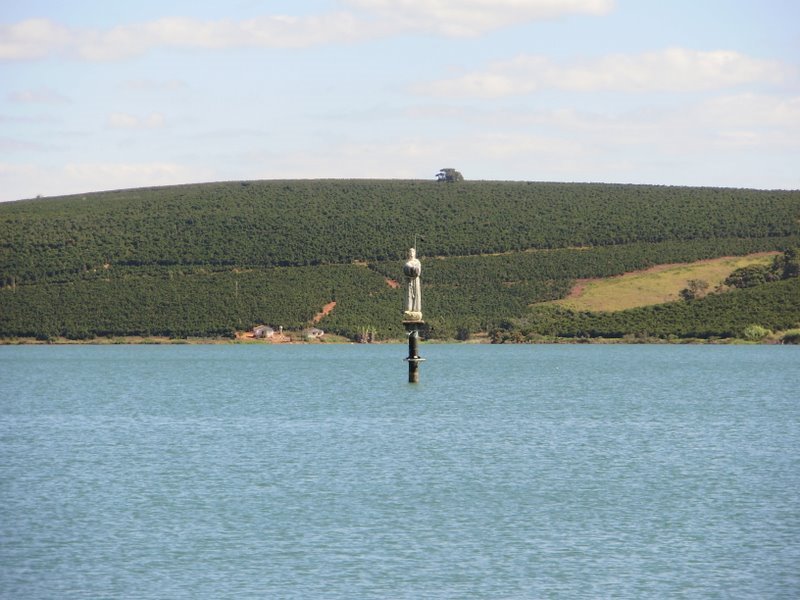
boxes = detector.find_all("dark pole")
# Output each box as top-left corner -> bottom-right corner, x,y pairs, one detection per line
406,325 -> 423,383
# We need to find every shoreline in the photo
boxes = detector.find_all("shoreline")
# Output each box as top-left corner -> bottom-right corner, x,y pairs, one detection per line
0,335 -> 793,346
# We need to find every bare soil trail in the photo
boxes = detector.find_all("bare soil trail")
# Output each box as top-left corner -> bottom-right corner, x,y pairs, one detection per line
312,301 -> 337,323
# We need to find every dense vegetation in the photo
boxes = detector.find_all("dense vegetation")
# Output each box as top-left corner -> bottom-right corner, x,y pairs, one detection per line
724,247 -> 799,288
1,179 -> 799,341
3,180 -> 798,282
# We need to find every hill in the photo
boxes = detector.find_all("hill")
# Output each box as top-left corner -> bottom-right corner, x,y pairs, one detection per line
1,179 -> 799,341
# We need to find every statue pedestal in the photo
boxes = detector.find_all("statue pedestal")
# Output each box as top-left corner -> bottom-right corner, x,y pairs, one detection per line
403,320 -> 425,383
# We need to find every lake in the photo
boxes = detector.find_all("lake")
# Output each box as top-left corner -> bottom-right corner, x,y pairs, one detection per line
1,344 -> 798,598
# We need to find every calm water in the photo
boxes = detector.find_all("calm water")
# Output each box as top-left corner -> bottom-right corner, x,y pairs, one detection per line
1,344 -> 798,599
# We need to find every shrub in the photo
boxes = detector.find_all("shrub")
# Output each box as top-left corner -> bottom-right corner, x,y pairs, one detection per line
679,279 -> 709,301
781,329 -> 800,345
724,264 -> 775,288
742,324 -> 771,341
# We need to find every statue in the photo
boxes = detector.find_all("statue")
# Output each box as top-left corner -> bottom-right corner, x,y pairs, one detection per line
402,246 -> 425,382
403,247 -> 423,322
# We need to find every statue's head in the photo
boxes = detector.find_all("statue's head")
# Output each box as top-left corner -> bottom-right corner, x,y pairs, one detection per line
403,248 -> 421,278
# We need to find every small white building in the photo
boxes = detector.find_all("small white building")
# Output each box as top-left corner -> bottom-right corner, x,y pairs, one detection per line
304,327 -> 324,340
253,325 -> 274,339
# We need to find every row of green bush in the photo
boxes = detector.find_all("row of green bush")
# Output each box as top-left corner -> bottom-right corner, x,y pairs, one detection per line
3,180 -> 799,284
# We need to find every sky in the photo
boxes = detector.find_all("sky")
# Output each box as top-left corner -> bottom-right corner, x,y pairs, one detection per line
1,0 -> 798,201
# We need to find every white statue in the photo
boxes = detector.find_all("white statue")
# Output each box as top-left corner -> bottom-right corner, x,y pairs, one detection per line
403,247 -> 423,321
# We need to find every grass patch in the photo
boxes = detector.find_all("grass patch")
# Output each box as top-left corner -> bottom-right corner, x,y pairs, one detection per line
551,252 -> 778,312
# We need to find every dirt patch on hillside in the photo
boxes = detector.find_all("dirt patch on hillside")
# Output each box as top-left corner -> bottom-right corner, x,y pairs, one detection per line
312,301 -> 337,323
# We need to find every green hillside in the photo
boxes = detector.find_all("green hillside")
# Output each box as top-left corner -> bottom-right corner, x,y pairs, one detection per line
1,179 -> 799,341
492,277 -> 800,342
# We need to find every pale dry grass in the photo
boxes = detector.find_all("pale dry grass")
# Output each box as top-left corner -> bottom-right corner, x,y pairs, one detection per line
550,252 -> 778,312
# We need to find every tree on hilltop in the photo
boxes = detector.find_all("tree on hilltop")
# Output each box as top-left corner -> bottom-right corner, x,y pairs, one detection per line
436,168 -> 463,182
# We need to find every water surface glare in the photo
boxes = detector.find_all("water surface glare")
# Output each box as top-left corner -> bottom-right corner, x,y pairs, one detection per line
1,344 -> 798,598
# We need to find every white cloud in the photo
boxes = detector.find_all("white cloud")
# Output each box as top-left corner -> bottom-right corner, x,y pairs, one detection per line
696,93 -> 800,129
563,94 -> 800,150
122,79 -> 188,92
0,161 -> 211,201
371,92 -> 800,186
405,92 -> 800,152
0,1 -> 615,61
107,112 -> 166,130
0,18 -> 73,60
0,163 -> 41,194
63,161 -> 199,184
0,14 -> 385,61
0,137 -> 54,152
417,48 -> 795,96
343,0 -> 615,36
253,131 -> 585,182
686,94 -> 800,151
75,13 -> 384,60
8,87 -> 70,104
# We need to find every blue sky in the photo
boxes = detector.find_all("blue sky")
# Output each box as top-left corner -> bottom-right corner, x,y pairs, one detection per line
1,0 -> 798,201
